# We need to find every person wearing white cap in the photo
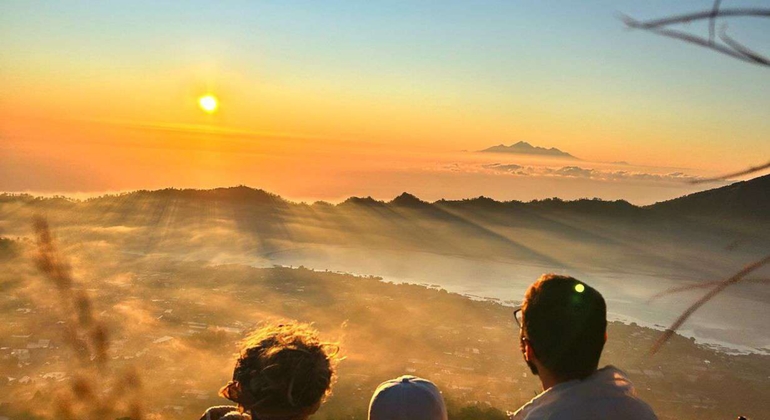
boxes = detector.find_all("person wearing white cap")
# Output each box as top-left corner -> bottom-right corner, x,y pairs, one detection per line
368,375 -> 448,420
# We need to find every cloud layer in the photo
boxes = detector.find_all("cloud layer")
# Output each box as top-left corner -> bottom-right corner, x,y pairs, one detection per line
478,163 -> 703,183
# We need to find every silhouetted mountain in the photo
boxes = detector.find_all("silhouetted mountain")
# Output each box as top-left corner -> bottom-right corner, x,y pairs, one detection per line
436,196 -> 645,220
529,197 -> 647,218
12,175 -> 767,222
479,141 -> 578,159
649,174 -> 770,220
339,196 -> 386,208
436,196 -> 522,211
137,186 -> 284,205
311,200 -> 334,208
390,192 -> 430,208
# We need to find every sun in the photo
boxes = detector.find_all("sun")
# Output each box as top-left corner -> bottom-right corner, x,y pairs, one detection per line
198,94 -> 219,114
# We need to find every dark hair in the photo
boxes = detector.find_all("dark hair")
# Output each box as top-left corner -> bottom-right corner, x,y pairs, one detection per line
219,323 -> 339,418
521,274 -> 606,381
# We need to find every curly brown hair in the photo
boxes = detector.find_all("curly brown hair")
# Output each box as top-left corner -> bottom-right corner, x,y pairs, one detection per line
219,323 -> 339,419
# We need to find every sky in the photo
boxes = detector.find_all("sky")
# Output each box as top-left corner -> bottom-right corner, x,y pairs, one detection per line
1,0 -> 769,204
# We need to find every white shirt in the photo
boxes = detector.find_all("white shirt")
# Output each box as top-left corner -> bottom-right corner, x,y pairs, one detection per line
511,366 -> 658,420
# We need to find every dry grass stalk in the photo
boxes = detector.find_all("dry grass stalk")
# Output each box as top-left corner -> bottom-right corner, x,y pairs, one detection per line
32,215 -> 144,420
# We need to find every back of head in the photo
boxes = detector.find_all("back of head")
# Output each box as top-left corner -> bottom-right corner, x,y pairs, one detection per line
368,376 -> 448,420
220,323 -> 339,419
522,274 -> 607,381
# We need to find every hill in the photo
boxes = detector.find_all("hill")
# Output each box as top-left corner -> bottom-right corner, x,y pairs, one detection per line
0,176 -> 767,282
648,174 -> 770,221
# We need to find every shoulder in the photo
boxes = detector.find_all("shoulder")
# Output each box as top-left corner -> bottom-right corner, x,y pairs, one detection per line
199,406 -> 251,420
546,396 -> 658,420
510,388 -> 559,420
620,397 -> 658,420
513,391 -> 658,420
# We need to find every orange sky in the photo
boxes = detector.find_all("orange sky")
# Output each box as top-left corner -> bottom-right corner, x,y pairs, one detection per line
2,1 -> 769,203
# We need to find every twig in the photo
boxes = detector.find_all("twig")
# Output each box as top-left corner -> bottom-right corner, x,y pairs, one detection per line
622,8 -> 770,29
719,25 -> 770,65
650,255 -> 770,355
620,7 -> 770,67
622,3 -> 770,185
689,160 -> 770,184
648,278 -> 770,302
710,0 -> 723,44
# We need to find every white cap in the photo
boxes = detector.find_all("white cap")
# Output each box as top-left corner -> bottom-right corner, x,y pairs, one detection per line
368,375 -> 448,420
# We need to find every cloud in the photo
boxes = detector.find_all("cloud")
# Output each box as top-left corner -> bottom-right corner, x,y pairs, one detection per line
482,163 -> 523,173
602,170 -> 701,182
550,166 -> 594,177
479,163 -> 703,183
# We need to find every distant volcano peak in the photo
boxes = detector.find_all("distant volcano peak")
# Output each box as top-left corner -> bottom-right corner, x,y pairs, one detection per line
479,142 -> 577,159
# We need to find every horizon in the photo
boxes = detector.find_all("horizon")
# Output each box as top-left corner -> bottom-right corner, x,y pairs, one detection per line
2,1 -> 769,203
0,173 -> 746,206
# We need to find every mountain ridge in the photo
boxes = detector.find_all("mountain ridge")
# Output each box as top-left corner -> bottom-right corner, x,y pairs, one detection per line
479,141 -> 578,159
3,174 -> 768,221
0,175 -> 770,219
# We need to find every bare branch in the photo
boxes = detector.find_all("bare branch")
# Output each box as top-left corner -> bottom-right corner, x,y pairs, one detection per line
719,25 -> 770,65
622,16 -> 768,66
623,8 -> 770,29
710,0 -> 723,44
647,278 -> 770,302
622,4 -> 770,186
650,255 -> 770,355
621,7 -> 770,67
689,160 -> 770,184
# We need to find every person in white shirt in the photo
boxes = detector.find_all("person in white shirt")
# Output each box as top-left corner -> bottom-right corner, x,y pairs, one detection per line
511,274 -> 657,420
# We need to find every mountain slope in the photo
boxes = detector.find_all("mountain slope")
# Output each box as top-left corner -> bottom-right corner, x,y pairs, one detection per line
648,174 -> 770,220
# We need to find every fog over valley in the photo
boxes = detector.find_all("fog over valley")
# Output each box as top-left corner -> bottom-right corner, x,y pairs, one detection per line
1,175 -> 768,419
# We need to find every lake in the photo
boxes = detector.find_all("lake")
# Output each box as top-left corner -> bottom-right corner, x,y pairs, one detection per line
262,244 -> 770,355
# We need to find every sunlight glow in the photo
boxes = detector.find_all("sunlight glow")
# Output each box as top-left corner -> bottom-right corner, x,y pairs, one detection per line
198,95 -> 219,114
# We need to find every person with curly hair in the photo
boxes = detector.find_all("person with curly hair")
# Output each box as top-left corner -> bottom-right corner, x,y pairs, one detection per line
200,323 -> 339,420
